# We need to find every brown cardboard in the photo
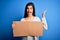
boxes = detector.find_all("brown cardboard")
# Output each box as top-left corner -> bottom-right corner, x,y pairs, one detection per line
12,21 -> 43,37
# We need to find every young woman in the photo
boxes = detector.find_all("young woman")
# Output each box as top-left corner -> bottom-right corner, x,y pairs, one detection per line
21,2 -> 48,40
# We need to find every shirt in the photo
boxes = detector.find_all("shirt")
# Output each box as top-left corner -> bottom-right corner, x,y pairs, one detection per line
20,16 -> 48,30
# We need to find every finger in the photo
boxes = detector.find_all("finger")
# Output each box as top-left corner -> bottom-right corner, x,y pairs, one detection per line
44,9 -> 47,15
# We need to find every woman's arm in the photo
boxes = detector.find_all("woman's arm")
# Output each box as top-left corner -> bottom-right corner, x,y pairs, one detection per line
42,9 -> 48,30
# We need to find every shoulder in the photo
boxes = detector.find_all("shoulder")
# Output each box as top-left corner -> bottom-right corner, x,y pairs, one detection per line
34,16 -> 40,19
34,16 -> 41,21
20,18 -> 25,21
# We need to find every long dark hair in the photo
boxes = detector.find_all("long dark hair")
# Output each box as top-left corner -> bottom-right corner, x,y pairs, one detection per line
24,2 -> 35,18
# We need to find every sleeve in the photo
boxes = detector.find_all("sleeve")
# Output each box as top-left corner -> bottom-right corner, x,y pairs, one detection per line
35,17 -> 41,22
42,16 -> 48,30
20,18 -> 25,21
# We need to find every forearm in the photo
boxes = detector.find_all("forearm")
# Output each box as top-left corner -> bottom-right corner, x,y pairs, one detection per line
42,16 -> 48,30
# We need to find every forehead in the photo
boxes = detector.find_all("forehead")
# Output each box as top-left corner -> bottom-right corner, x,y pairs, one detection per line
27,5 -> 33,8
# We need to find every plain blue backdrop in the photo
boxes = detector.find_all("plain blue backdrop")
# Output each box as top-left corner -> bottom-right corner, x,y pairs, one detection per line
0,0 -> 60,40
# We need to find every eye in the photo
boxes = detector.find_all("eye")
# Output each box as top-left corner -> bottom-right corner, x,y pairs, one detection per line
30,8 -> 33,9
27,7 -> 29,9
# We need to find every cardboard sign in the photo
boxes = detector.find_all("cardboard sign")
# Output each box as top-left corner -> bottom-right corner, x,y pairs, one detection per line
12,21 -> 43,37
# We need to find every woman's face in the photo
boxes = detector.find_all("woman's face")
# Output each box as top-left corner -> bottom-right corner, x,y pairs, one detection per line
27,5 -> 33,17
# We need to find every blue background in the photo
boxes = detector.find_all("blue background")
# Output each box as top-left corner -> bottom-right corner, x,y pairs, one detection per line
0,0 -> 60,40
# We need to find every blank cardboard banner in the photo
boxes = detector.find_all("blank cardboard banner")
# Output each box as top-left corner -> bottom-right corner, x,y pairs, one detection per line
12,21 -> 43,37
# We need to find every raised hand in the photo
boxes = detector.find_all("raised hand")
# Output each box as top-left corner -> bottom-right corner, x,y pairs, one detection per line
42,9 -> 47,17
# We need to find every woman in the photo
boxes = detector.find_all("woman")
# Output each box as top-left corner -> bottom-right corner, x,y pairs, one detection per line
21,2 -> 48,40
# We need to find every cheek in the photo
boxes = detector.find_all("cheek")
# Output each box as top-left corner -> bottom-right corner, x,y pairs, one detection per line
30,9 -> 33,13
31,9 -> 33,12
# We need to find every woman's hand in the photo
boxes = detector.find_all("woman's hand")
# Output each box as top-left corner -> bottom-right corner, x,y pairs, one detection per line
42,9 -> 47,17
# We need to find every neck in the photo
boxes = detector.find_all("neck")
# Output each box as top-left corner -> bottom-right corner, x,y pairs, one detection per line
28,15 -> 34,18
